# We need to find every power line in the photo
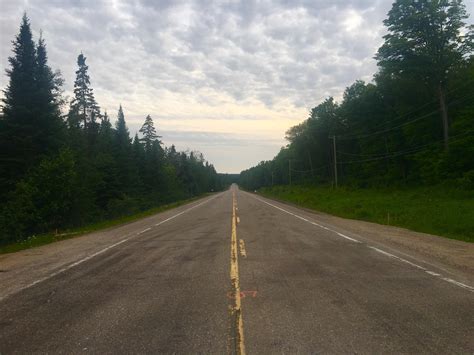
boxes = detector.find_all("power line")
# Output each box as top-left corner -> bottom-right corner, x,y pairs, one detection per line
290,164 -> 329,173
337,131 -> 473,164
357,77 -> 474,131
337,110 -> 438,140
336,90 -> 474,141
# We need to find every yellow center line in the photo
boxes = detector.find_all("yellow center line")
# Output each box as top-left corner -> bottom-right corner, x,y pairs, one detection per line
230,190 -> 246,355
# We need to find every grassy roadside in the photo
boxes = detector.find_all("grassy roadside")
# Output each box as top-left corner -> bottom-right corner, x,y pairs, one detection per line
0,194 -> 211,255
259,185 -> 474,243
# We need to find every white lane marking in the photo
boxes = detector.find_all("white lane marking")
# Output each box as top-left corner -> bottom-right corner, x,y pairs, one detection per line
442,277 -> 474,291
0,194 -> 221,302
154,195 -> 219,227
369,247 -> 426,270
253,196 -> 360,243
23,238 -> 131,290
248,192 -> 474,293
371,244 -> 474,293
335,232 -> 360,243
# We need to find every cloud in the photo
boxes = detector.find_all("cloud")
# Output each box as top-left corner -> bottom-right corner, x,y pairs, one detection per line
1,0 -> 473,173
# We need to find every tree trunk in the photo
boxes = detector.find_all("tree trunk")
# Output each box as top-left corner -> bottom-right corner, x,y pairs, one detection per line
438,84 -> 449,151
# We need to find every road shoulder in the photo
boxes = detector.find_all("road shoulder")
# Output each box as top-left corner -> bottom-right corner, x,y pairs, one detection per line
250,191 -> 474,285
0,194 -> 219,301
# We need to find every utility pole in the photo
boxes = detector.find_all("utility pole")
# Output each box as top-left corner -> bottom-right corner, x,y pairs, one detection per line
289,159 -> 292,186
330,136 -> 338,188
271,171 -> 274,186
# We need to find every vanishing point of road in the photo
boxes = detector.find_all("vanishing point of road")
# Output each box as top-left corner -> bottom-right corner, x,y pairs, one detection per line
0,185 -> 473,353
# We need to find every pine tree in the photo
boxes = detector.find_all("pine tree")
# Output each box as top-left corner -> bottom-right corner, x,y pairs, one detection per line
113,105 -> 134,195
0,14 -> 64,196
69,53 -> 100,129
1,14 -> 37,194
132,133 -> 143,158
97,111 -> 114,150
115,105 -> 130,148
34,33 -> 65,153
139,114 -> 162,150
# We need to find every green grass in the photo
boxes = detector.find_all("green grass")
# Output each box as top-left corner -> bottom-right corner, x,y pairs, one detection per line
0,194 -> 210,254
260,185 -> 474,243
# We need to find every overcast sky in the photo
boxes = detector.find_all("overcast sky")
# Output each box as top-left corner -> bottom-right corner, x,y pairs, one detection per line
1,0 -> 473,173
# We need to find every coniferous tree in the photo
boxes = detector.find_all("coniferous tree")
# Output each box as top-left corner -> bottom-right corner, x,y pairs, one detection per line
139,114 -> 161,150
113,105 -> 134,196
34,33 -> 65,153
0,14 -> 64,196
0,15 -> 37,194
0,16 -> 223,245
69,53 -> 100,129
115,105 -> 130,148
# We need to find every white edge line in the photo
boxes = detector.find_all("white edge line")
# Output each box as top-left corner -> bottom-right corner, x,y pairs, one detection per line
0,194 -> 220,302
369,247 -> 426,270
335,232 -> 359,243
254,196 -> 360,244
369,247 -> 474,292
249,192 -> 474,293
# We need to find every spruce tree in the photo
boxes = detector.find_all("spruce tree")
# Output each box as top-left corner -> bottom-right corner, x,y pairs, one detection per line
69,53 -> 100,129
113,105 -> 133,195
1,14 -> 37,194
132,133 -> 143,157
34,33 -> 65,153
115,105 -> 130,149
139,114 -> 161,150
0,14 -> 64,196
97,111 -> 114,151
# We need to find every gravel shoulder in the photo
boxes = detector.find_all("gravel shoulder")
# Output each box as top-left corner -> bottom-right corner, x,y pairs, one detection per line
254,192 -> 474,285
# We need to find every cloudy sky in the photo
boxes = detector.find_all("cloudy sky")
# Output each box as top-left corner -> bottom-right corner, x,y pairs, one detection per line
1,0 -> 473,173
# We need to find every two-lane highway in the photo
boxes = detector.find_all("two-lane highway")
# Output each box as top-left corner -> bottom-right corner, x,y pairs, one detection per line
0,186 -> 473,353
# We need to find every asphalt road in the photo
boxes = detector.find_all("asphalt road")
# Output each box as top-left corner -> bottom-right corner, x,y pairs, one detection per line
0,185 -> 473,353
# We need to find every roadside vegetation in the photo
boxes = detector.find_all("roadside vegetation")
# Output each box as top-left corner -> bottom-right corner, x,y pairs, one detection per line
0,15 -> 227,247
260,185 -> 474,243
240,0 -> 474,242
0,194 -> 210,254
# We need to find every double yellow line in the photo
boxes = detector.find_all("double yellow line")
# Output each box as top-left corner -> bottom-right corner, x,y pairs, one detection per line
230,190 -> 245,354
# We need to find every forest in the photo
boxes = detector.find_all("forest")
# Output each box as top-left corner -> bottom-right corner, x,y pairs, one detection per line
240,0 -> 474,192
0,15 -> 224,245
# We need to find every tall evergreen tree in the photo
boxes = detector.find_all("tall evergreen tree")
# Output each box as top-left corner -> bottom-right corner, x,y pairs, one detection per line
139,114 -> 162,150
1,15 -> 221,245
68,53 -> 100,129
1,14 -> 37,194
115,105 -> 130,149
113,105 -> 134,195
34,33 -> 65,153
0,14 -> 64,196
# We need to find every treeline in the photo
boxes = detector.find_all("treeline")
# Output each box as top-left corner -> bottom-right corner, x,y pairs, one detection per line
0,15 -> 223,244
240,0 -> 474,191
